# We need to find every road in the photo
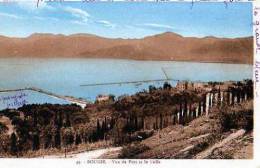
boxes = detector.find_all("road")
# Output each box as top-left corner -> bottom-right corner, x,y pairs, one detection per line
40,147 -> 122,159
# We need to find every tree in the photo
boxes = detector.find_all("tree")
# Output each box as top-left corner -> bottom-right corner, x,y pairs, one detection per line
141,116 -> 145,130
155,117 -> 158,130
189,104 -> 192,122
75,133 -> 82,145
226,90 -> 230,105
153,123 -> 156,130
58,111 -> 63,128
192,107 -> 196,119
33,111 -> 38,127
39,107 -> 53,125
183,100 -> 188,124
64,128 -> 74,146
110,118 -> 115,130
96,119 -> 101,139
159,114 -> 163,129
198,102 -> 202,116
212,92 -> 215,105
109,94 -> 115,102
237,88 -> 241,103
54,111 -> 58,126
173,109 -> 178,124
149,85 -> 156,92
246,80 -> 253,99
104,117 -> 107,132
209,93 -> 212,107
179,103 -> 183,125
217,87 -> 221,105
163,82 -> 172,90
65,113 -> 71,127
0,122 -> 8,134
0,134 -> 9,154
10,133 -> 18,156
32,132 -> 40,151
101,120 -> 107,139
134,116 -> 138,130
44,132 -> 52,149
54,129 -> 61,148
231,88 -> 235,105
203,95 -> 207,113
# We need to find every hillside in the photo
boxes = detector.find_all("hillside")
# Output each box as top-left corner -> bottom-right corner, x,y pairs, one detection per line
0,32 -> 253,64
0,80 -> 253,158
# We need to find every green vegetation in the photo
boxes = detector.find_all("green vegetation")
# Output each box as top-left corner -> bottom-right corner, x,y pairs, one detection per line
0,104 -> 89,156
0,80 -> 254,158
219,103 -> 253,132
0,122 -> 8,133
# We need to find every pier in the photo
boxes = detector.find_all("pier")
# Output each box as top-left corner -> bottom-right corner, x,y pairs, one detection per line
80,68 -> 178,87
0,87 -> 91,108
80,79 -> 179,87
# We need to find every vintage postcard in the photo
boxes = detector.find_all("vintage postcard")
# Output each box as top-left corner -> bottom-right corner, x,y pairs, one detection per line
0,0 -> 257,167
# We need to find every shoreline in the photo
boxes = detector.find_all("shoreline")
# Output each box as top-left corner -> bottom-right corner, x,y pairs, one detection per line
0,56 -> 253,65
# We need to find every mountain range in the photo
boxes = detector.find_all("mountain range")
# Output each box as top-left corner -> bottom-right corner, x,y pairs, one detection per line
0,32 -> 253,64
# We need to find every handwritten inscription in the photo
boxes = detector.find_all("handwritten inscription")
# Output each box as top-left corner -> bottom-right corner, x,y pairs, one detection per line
255,61 -> 260,82
254,5 -> 260,98
255,28 -> 260,54
0,92 -> 28,109
29,0 -> 252,8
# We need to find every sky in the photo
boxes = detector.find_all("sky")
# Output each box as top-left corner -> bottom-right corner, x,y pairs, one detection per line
0,1 -> 253,38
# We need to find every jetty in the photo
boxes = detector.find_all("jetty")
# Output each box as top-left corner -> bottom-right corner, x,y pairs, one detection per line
80,68 -> 178,87
0,87 -> 91,108
80,78 -> 179,87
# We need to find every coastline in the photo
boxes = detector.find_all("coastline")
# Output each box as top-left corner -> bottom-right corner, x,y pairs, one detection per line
0,56 -> 253,65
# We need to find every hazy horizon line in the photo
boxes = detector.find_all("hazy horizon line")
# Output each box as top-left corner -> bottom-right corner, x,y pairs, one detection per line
0,31 -> 253,40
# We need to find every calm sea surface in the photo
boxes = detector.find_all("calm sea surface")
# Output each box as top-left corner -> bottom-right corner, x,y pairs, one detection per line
0,58 -> 253,109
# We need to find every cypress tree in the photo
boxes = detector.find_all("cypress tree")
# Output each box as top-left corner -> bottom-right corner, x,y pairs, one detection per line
33,111 -> 38,127
110,118 -> 115,129
141,116 -> 144,130
217,87 -> 221,105
75,133 -> 82,145
212,92 -> 215,106
155,116 -> 158,129
101,121 -> 106,139
183,100 -> 188,124
231,88 -> 235,105
198,102 -> 201,116
203,95 -> 206,113
54,129 -> 61,148
208,93 -> 212,107
54,111 -> 58,126
134,116 -> 138,130
193,107 -> 196,119
237,88 -> 241,103
96,119 -> 101,139
32,132 -> 40,151
179,103 -> 183,125
65,113 -> 71,127
58,111 -> 63,128
10,133 -> 18,156
104,117 -> 107,131
159,114 -> 163,129
189,104 -> 192,122
172,109 -> 177,125
226,91 -> 230,105
44,133 -> 52,149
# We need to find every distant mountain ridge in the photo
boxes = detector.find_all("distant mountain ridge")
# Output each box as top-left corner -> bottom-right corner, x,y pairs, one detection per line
0,32 -> 253,64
